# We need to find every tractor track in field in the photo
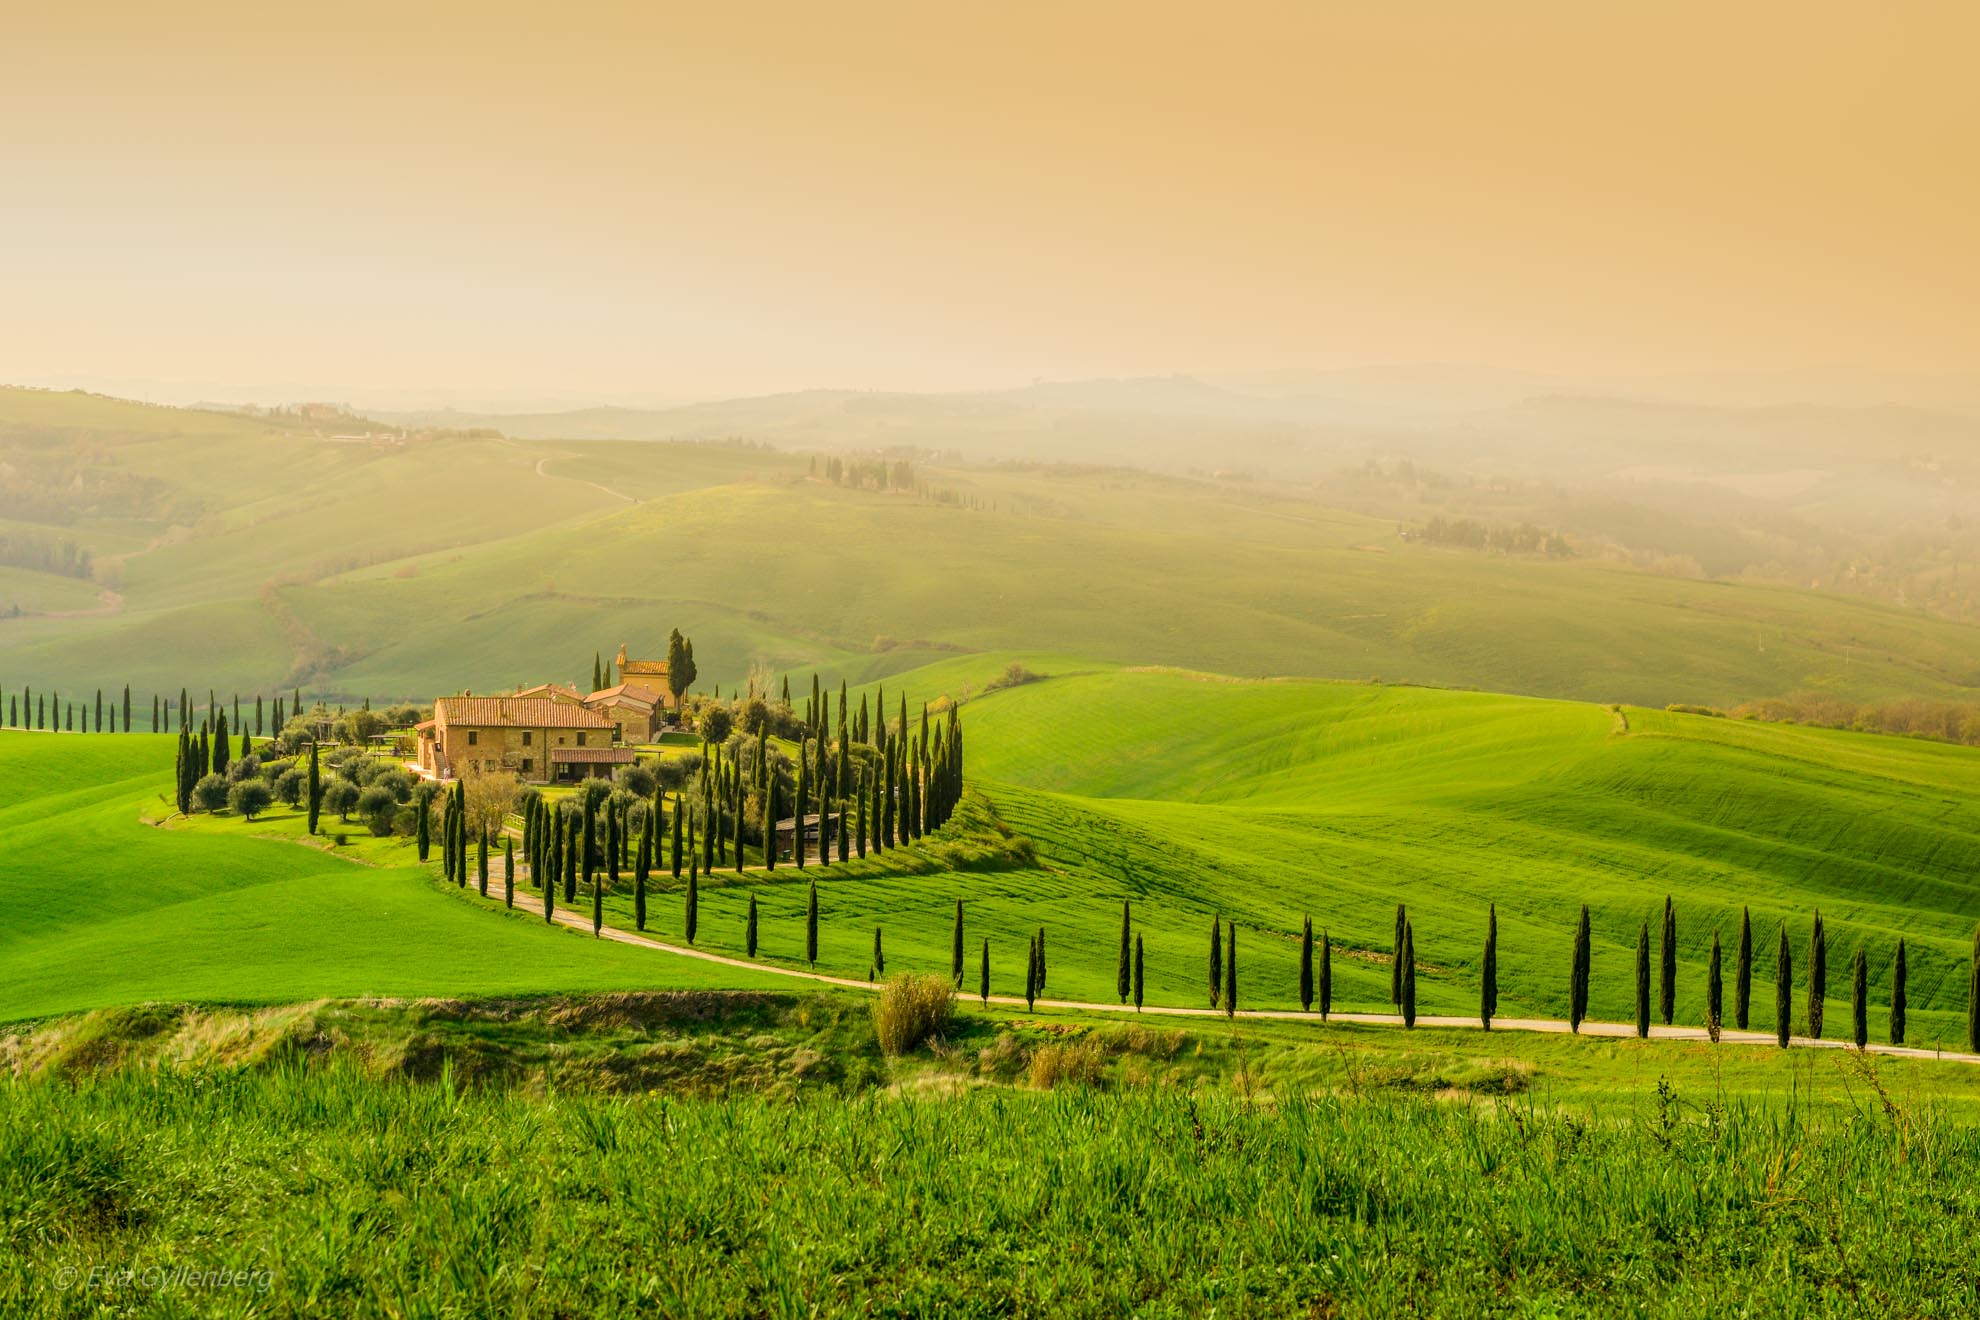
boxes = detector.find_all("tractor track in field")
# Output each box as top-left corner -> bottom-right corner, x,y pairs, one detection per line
481,865 -> 1980,1067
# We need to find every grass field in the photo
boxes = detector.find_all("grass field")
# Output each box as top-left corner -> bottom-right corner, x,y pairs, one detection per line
9,387 -> 1980,713
535,663 -> 1980,1051
0,732 -> 787,1021
14,652 -> 1979,1055
5,1036 -> 1980,1316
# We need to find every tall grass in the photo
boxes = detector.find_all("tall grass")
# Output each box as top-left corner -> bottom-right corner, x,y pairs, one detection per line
872,973 -> 953,1055
2,1063 -> 1978,1316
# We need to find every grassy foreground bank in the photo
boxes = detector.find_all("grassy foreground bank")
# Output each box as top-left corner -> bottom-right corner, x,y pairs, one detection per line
5,991 -> 1980,1316
5,1056 -> 1979,1317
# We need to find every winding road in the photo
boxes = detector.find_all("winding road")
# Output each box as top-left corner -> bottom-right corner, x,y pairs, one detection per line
481,865 -> 1980,1067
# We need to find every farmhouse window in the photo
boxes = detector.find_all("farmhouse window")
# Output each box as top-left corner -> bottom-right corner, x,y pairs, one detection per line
521,758 -> 533,773
523,731 -> 533,746
467,730 -> 478,745
577,732 -> 588,747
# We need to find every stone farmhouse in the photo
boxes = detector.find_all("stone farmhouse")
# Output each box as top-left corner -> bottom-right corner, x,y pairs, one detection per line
413,644 -> 679,785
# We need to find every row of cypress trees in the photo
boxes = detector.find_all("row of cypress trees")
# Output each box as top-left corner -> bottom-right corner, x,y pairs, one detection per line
9,685 -> 311,734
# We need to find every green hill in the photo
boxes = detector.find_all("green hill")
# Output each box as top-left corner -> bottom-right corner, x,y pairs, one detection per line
10,662 -> 1980,1051
0,731 -> 784,1021
7,387 -> 1980,711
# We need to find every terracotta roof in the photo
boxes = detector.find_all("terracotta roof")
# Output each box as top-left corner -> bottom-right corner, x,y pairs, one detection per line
435,696 -> 612,730
618,659 -> 669,677
587,683 -> 664,706
414,719 -> 436,732
514,683 -> 583,701
550,746 -> 638,763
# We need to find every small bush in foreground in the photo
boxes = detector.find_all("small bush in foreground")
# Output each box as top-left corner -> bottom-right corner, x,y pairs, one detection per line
873,974 -> 954,1056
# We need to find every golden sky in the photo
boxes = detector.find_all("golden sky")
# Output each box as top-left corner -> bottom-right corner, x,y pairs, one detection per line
3,1 -> 1975,398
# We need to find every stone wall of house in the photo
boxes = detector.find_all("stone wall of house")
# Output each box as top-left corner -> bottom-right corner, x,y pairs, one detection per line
434,721 -> 608,781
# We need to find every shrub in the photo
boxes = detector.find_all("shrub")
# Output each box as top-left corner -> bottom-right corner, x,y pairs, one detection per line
322,779 -> 360,822
191,773 -> 230,813
697,706 -> 734,745
227,754 -> 262,783
985,662 -> 1045,693
227,779 -> 273,820
273,767 -> 305,806
620,764 -> 657,799
872,974 -> 954,1056
357,786 -> 398,836
1029,1041 -> 1106,1089
370,768 -> 414,803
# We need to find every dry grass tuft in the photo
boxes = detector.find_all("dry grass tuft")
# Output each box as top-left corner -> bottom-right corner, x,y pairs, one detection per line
872,974 -> 955,1056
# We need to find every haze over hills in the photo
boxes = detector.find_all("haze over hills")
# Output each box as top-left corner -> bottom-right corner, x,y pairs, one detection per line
6,382 -> 1980,713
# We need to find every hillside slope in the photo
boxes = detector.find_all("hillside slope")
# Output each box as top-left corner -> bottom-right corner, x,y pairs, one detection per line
7,388 -> 1980,713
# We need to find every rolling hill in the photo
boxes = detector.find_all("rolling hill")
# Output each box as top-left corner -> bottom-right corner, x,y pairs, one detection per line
8,659 -> 1980,1054
7,387 -> 1980,714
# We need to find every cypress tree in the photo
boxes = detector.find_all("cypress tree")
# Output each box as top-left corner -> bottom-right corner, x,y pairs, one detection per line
1570,904 -> 1591,1033
1775,922 -> 1793,1048
1707,929 -> 1723,1042
734,770 -> 746,874
1132,934 -> 1144,1011
254,694 -> 263,736
837,799 -> 849,864
1735,907 -> 1753,1030
1208,916 -> 1222,1007
582,791 -> 597,900
1970,923 -> 1980,1055
564,815 -> 578,904
1036,927 -> 1047,990
1851,947 -> 1868,1050
1891,939 -> 1908,1047
1808,909 -> 1827,1040
1391,904 -> 1406,1004
504,837 -> 514,909
672,793 -> 684,877
152,693 -> 159,732
983,937 -> 993,1006
1481,903 -> 1498,1030
805,880 -> 818,966
1299,916 -> 1314,1013
1401,922 -> 1416,1028
953,899 -> 967,988
94,689 -> 102,733
795,755 -> 807,869
544,823 -> 557,923
454,805 -> 468,888
874,923 -> 885,975
635,809 -> 650,931
477,829 -> 488,898
685,868 -> 699,944
1634,921 -> 1651,1039
1025,934 -> 1038,1010
1659,895 -> 1676,1025
762,778 -> 776,872
702,774 -> 716,874
1116,901 -> 1132,1003
607,805 -> 620,890
212,711 -> 230,776
1224,923 -> 1237,1019
854,767 -> 868,859
306,742 -> 321,834
1319,929 -> 1332,1022
123,685 -> 131,732
746,895 -> 759,957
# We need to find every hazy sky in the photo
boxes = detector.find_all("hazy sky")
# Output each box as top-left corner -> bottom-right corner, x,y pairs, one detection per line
4,2 -> 1975,401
